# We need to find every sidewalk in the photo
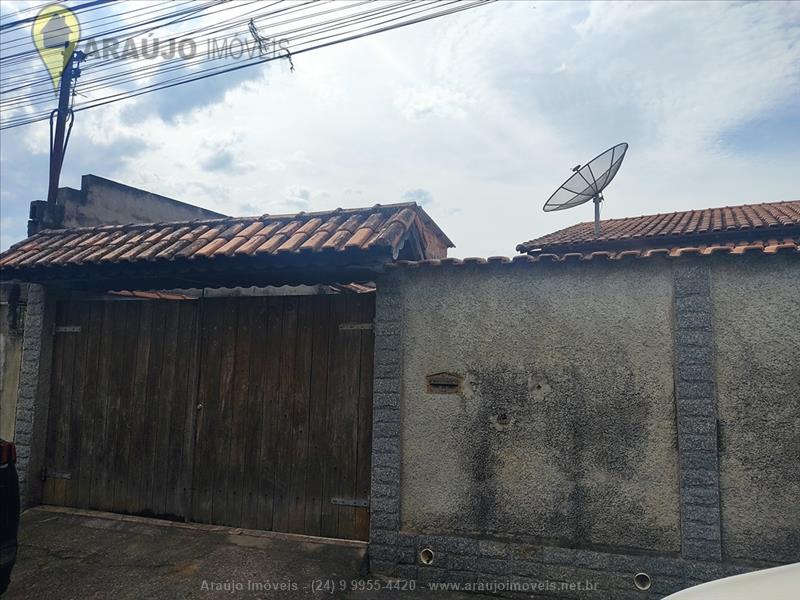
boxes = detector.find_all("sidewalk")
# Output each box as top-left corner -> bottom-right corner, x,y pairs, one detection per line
5,506 -> 496,599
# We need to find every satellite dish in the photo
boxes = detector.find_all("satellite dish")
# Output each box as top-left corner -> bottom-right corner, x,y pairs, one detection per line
543,142 -> 628,237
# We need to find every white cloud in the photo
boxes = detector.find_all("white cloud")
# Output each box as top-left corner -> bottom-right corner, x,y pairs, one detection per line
2,1 -> 799,256
394,86 -> 473,121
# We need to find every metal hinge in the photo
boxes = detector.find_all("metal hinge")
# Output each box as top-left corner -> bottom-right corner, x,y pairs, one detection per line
40,466 -> 71,481
339,323 -> 373,331
331,496 -> 370,508
53,325 -> 81,334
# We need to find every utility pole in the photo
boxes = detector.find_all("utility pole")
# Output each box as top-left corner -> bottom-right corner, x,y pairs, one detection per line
46,50 -> 83,205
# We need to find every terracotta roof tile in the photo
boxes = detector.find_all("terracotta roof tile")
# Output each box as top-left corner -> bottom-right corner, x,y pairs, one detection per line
300,218 -> 341,251
0,203 -> 454,275
517,200 -> 800,257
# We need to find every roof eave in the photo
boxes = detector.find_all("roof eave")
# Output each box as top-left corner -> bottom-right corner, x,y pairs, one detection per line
0,246 -> 396,291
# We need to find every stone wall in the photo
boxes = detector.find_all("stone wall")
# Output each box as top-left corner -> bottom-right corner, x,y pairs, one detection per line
369,253 -> 800,598
11,284 -> 54,508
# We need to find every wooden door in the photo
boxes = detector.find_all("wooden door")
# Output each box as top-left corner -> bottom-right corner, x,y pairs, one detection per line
42,292 -> 374,540
42,298 -> 199,520
191,293 -> 374,540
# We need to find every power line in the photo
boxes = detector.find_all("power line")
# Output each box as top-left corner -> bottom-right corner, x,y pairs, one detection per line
0,1 -> 447,126
0,0 -> 495,130
0,0 -> 220,64
0,0 -> 117,32
1,0 -> 394,105
0,0 -> 305,103
74,1 -> 493,112
6,0 -> 390,100
0,1 -> 183,53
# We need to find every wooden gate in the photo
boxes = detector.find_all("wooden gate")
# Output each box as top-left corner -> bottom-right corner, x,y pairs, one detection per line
42,293 -> 374,541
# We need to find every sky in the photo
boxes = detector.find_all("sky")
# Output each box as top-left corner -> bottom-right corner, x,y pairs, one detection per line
1,0 -> 799,257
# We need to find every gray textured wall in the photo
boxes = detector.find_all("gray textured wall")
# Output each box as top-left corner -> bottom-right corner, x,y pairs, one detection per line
61,175 -> 225,228
712,254 -> 800,564
396,259 -> 681,554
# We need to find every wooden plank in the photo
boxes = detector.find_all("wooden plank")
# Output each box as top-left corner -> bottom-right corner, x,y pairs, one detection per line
255,297 -> 284,531
225,298 -> 255,527
354,295 -> 375,540
191,298 -> 225,524
63,302 -> 94,508
210,298 -> 238,525
133,301 -> 159,515
287,295 -> 314,533
124,300 -> 151,516
150,301 -> 180,517
54,299 -> 82,507
75,302 -> 106,509
165,300 -> 199,520
94,301 -> 129,510
239,298 -> 269,529
303,294 -> 332,536
111,302 -> 142,513
42,301 -> 69,505
320,295 -> 349,538
120,300 -> 153,515
88,301 -> 119,510
334,295 -> 363,540
270,296 -> 297,533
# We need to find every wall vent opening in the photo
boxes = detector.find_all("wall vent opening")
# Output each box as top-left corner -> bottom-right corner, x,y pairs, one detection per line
426,372 -> 462,394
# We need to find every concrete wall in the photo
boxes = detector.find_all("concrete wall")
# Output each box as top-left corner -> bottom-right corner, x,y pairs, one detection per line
28,174 -> 225,234
62,175 -> 225,227
397,260 -> 680,554
61,175 -> 226,227
712,254 -> 800,564
369,253 -> 800,598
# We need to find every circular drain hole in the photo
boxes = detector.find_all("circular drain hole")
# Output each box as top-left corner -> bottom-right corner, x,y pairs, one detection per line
633,572 -> 652,591
419,548 -> 435,565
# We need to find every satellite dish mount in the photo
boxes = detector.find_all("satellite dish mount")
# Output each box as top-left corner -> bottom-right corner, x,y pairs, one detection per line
593,192 -> 603,237
543,143 -> 628,238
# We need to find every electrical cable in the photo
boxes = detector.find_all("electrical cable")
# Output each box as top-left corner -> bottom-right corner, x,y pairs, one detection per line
0,0 -> 494,129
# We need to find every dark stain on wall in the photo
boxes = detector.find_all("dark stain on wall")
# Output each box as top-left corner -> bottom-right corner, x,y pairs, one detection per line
451,361 -> 671,552
462,366 -> 528,532
717,328 -> 800,563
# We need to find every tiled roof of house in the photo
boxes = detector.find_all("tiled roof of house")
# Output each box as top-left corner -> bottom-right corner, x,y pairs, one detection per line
0,203 -> 453,274
516,200 -> 800,258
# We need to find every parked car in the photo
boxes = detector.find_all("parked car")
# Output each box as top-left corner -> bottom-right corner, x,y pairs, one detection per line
664,562 -> 800,600
0,439 -> 19,595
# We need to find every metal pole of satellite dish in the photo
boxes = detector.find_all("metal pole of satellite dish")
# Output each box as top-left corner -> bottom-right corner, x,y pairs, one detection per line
593,195 -> 602,237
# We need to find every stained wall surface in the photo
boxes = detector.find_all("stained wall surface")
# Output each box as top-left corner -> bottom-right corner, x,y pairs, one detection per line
396,260 -> 681,554
712,254 -> 800,564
